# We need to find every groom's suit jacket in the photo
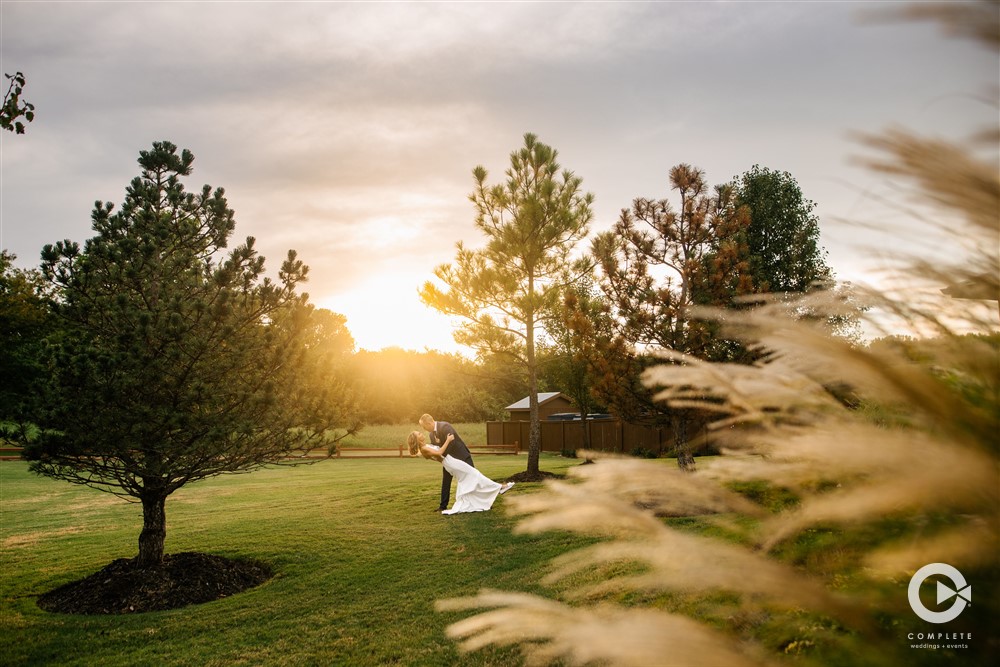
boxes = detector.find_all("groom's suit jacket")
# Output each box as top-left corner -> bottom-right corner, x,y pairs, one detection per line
433,421 -> 474,466
432,421 -> 474,510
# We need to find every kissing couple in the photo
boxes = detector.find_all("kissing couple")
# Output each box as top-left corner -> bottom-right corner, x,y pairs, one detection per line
407,414 -> 513,515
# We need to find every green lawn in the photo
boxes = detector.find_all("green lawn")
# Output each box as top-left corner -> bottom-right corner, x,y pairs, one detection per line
0,454 -> 583,666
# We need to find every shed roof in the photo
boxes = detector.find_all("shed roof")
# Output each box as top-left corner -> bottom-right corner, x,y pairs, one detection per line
505,392 -> 570,410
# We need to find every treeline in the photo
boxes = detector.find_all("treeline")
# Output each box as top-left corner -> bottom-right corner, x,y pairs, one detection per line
348,347 -> 604,424
348,348 -> 517,424
0,246 -> 564,430
1,155 -> 852,442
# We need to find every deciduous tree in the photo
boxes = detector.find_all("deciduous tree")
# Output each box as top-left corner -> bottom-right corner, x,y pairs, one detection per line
1,72 -> 35,134
349,348 -> 517,424
730,165 -> 831,294
0,251 -> 51,437
538,281 -> 609,451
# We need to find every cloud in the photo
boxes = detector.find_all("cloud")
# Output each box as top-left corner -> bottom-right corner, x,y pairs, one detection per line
2,1 -> 996,351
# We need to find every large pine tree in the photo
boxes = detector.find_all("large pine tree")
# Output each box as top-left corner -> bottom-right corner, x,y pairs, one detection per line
28,141 -> 357,566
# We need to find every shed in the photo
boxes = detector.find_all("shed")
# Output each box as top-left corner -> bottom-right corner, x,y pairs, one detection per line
505,392 -> 575,421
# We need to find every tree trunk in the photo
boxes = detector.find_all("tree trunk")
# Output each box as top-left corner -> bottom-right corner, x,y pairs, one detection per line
528,388 -> 540,474
526,279 -> 540,476
137,491 -> 167,566
526,359 -> 540,476
674,414 -> 696,472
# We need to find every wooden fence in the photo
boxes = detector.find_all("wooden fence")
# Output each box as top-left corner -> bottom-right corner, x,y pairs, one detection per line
470,442 -> 519,456
332,442 -> 520,458
0,443 -> 520,462
487,419 -> 709,456
0,444 -> 23,461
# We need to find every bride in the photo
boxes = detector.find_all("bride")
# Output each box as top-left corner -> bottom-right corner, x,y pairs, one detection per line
407,431 -> 513,514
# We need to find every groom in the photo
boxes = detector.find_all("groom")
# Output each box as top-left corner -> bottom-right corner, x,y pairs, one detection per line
419,414 -> 475,512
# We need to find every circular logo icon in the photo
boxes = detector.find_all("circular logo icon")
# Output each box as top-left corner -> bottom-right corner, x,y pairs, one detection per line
908,563 -> 972,624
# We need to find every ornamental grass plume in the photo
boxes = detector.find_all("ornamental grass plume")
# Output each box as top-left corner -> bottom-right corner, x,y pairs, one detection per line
437,3 -> 998,665
438,590 -> 767,667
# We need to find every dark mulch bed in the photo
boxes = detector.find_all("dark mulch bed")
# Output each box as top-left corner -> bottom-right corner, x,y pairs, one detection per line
36,552 -> 273,615
505,469 -> 564,483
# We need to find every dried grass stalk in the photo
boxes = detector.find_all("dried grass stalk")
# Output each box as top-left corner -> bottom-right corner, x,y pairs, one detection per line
437,590 -> 772,667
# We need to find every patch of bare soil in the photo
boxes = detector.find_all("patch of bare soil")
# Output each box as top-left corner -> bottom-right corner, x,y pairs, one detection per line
36,552 -> 272,615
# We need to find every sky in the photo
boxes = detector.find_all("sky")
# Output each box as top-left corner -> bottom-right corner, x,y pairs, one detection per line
1,1 -> 997,354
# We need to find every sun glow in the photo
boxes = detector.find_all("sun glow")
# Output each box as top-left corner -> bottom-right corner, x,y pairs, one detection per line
318,273 -> 467,356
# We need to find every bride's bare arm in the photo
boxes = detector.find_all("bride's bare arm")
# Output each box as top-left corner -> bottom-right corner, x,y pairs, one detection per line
419,433 -> 454,460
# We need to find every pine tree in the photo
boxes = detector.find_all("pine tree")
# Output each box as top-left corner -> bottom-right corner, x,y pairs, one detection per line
591,165 -> 752,469
421,134 -> 593,477
28,142 -> 358,566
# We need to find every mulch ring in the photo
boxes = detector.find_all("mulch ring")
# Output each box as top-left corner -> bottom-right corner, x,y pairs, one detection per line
36,552 -> 273,615
504,470 -> 564,483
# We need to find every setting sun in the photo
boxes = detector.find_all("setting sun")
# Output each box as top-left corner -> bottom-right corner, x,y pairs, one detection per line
320,271 -> 465,355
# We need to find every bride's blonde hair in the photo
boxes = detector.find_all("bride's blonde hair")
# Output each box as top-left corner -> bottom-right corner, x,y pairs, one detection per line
406,431 -> 422,457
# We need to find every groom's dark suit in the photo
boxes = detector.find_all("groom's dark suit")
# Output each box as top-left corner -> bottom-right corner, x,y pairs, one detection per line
432,421 -> 475,511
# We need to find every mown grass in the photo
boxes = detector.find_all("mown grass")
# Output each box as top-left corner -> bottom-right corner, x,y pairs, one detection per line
6,451 -> 973,667
0,453 -> 582,667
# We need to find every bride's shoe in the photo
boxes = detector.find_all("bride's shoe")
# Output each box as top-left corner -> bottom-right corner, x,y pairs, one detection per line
499,482 -> 515,495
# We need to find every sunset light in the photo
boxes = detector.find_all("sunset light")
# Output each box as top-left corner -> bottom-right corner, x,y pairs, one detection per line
321,271 -> 465,355
2,2 -> 997,665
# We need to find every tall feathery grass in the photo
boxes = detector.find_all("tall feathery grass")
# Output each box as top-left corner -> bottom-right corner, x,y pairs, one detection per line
434,3 -> 999,666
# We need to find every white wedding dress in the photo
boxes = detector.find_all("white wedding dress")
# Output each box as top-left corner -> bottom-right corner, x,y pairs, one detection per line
440,453 -> 504,514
